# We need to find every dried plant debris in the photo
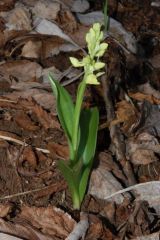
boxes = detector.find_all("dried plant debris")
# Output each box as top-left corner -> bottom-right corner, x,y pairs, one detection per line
0,0 -> 159,239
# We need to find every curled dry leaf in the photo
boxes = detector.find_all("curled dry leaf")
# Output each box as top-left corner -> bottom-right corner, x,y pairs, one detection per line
129,91 -> 160,105
111,100 -> 138,134
0,218 -> 53,240
33,104 -> 60,130
14,110 -> 39,131
0,203 -> 12,217
34,18 -> 79,52
21,40 -> 42,58
18,205 -> 76,238
21,146 -> 37,168
86,215 -> 104,239
57,9 -> 78,34
47,142 -> 69,160
126,132 -> 159,165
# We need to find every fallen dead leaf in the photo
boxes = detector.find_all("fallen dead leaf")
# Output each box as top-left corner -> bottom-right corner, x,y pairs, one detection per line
129,92 -> 160,105
111,100 -> 138,134
68,24 -> 89,47
14,110 -> 39,131
33,104 -> 60,130
0,60 -> 42,83
0,218 -> 53,240
0,203 -> 12,217
21,146 -> 37,168
71,0 -> 90,13
47,142 -> 69,160
0,233 -> 23,240
57,9 -> 78,34
127,132 -> 160,166
18,205 -> 76,238
33,180 -> 67,200
21,40 -> 42,58
32,0 -> 60,21
0,0 -> 15,11
89,153 -> 125,204
132,232 -> 160,240
3,3 -> 32,31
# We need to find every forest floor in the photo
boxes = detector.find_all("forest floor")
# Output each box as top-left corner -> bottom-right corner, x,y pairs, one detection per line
0,0 -> 160,239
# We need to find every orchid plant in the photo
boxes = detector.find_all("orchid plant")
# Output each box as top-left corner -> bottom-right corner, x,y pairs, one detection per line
49,23 -> 108,209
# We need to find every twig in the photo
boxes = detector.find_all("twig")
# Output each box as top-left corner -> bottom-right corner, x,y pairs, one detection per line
62,71 -> 84,86
0,181 -> 66,200
66,212 -> 89,240
0,134 -> 50,154
104,180 -> 160,200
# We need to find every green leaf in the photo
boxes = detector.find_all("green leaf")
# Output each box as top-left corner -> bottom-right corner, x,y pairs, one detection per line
49,75 -> 74,142
58,160 -> 80,209
78,107 -> 99,165
79,166 -> 90,203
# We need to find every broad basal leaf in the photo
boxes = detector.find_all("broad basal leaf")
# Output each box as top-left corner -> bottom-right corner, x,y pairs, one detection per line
79,166 -> 91,203
78,107 -> 99,165
58,160 -> 80,209
49,75 -> 74,151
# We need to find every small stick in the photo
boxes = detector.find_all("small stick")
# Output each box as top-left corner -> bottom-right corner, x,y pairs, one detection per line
104,180 -> 160,200
0,181 -> 66,200
0,134 -> 50,154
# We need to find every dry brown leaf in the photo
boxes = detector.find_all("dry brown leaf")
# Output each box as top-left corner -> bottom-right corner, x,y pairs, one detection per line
87,215 -> 103,239
21,146 -> 37,168
32,0 -> 60,21
57,9 -> 78,33
21,40 -> 42,58
2,3 -> 32,31
0,31 -> 6,48
33,104 -> 60,129
132,231 -> 160,240
0,0 -> 15,11
68,24 -> 89,47
47,142 -> 69,160
111,100 -> 138,133
0,218 -> 53,240
0,60 -> 42,82
18,205 -> 76,238
89,156 -> 125,204
5,89 -> 57,113
33,180 -> 67,199
129,92 -> 160,105
0,203 -> 12,217
14,110 -> 39,131
127,133 -> 158,165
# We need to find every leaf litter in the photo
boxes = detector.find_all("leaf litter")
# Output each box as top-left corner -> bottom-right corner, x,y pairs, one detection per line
0,0 -> 159,239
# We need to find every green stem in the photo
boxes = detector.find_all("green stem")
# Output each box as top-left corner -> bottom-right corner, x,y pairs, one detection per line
72,192 -> 81,210
72,79 -> 86,160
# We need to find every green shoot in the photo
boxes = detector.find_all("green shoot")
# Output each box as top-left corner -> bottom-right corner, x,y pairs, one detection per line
49,23 -> 108,210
